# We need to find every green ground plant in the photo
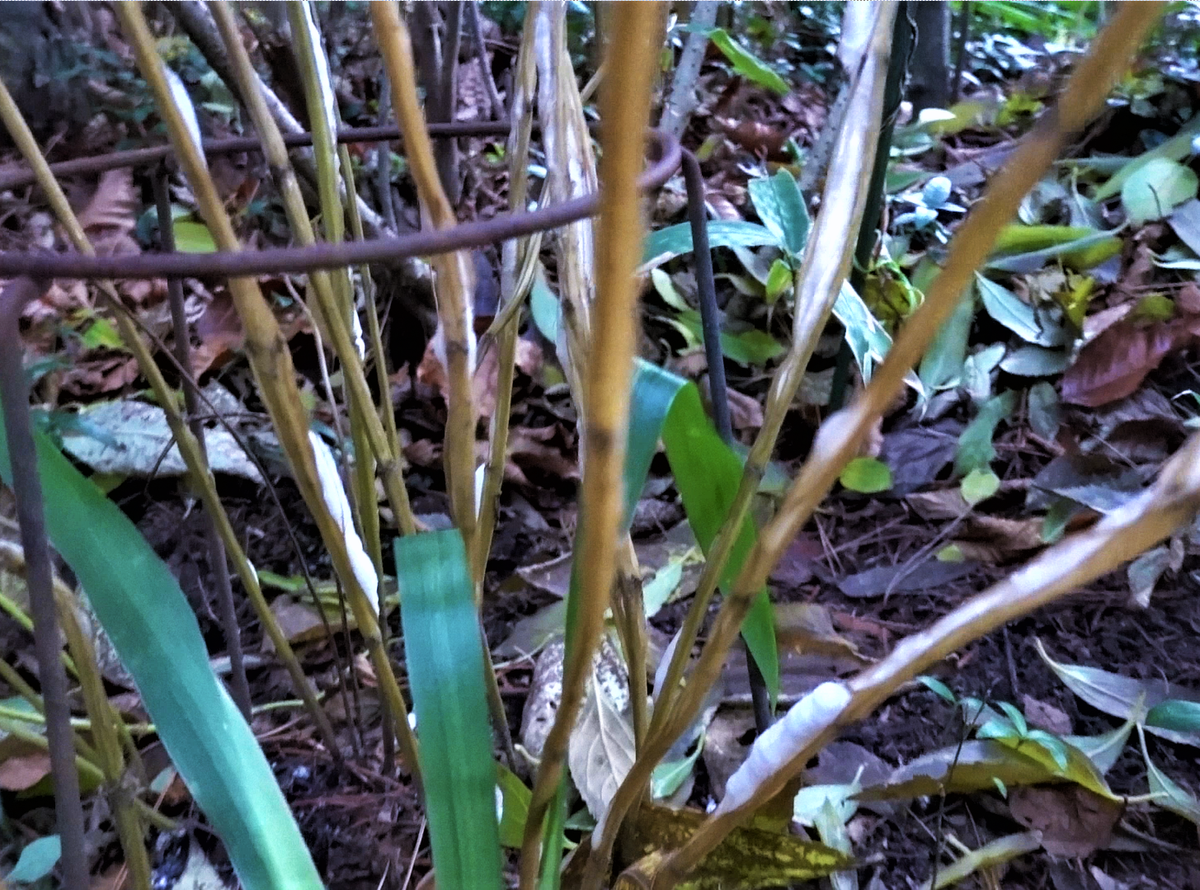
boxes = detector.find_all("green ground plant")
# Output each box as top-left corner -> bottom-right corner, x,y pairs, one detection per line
2,3 -> 1197,890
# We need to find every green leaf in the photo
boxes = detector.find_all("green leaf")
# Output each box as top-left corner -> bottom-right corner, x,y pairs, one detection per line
856,737 -> 1116,803
706,28 -> 790,95
975,274 -> 1068,347
497,766 -> 531,849
748,170 -> 810,256
1065,714 -> 1136,776
652,738 -> 704,800
1120,157 -> 1199,225
1027,381 -> 1060,441
838,457 -> 892,494
396,530 -> 503,890
173,219 -> 218,253
1036,639 -> 1200,745
833,282 -> 893,384
5,835 -> 61,884
530,268 -> 561,344
672,311 -> 785,365
1146,699 -> 1200,738
1138,726 -> 1200,824
626,361 -> 779,705
919,286 -> 975,392
0,404 -> 321,889
999,345 -> 1070,377
642,221 -> 779,270
78,316 -> 126,351
954,391 -> 1016,477
918,676 -> 957,704
960,468 -> 1000,505
1095,113 -> 1200,201
986,226 -> 1122,273
764,259 -> 793,304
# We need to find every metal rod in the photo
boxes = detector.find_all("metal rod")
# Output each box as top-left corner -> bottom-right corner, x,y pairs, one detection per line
0,276 -> 91,890
681,149 -> 773,736
0,131 -> 680,281
681,150 -> 732,443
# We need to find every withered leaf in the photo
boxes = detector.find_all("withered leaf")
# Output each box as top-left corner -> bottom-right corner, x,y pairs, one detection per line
1061,317 -> 1200,407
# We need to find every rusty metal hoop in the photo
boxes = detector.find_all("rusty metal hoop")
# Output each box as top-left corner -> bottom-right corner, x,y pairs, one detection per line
0,123 -> 681,280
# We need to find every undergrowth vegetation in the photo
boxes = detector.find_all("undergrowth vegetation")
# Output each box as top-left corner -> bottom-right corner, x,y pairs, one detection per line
1,3 -> 1200,890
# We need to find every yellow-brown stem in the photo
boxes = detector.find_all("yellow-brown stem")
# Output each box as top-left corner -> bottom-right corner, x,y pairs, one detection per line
518,4 -> 663,887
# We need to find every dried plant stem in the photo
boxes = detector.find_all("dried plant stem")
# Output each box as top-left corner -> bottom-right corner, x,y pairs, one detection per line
475,4 -> 540,582
372,2 -> 479,558
153,169 -> 252,721
611,542 -> 649,750
211,1 -> 418,539
339,143 -> 397,771
517,4 -> 663,887
639,4 -> 1166,885
0,61 -> 342,758
286,9 -> 385,753
55,584 -> 152,890
632,8 -> 897,839
660,430 -> 1197,887
116,1 -> 421,781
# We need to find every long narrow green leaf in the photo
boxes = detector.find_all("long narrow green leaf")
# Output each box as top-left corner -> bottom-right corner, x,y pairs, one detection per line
641,221 -> 779,270
627,360 -> 780,704
0,409 -> 321,890
395,530 -> 502,890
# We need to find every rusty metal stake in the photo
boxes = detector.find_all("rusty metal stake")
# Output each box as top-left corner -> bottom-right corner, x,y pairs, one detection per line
681,149 -> 774,736
0,276 -> 90,890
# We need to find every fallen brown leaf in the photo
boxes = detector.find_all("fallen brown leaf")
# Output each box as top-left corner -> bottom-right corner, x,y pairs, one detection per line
1009,784 -> 1123,857
0,749 -> 51,791
1062,316 -> 1200,407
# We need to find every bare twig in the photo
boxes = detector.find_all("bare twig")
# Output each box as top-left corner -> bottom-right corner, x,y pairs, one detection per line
660,0 -> 718,138
467,1 -> 505,119
153,167 -> 252,721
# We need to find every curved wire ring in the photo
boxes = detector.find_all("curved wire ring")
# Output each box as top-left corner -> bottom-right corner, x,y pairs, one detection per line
0,126 -> 680,281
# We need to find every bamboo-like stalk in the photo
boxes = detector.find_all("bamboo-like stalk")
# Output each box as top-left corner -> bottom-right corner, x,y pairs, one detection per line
517,5 -> 663,887
475,6 -> 540,582
659,429 -> 1198,887
371,2 -> 480,556
0,596 -> 101,767
286,6 -> 385,759
611,541 -> 649,750
623,4 -> 1167,886
338,141 -> 396,768
535,2 -> 597,406
0,64 -> 342,756
210,1 -> 418,539
115,1 -> 422,782
624,3 -> 896,839
55,583 -> 153,890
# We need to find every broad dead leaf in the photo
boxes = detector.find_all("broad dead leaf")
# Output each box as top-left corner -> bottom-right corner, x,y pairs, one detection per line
1009,784 -> 1123,857
1062,316 -> 1200,407
192,288 -> 245,376
77,168 -> 139,245
568,648 -> 635,819
0,749 -> 51,791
